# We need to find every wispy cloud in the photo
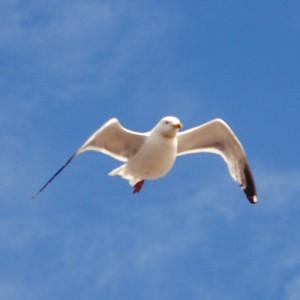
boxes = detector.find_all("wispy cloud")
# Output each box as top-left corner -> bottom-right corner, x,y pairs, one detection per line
1,1 -> 299,299
256,167 -> 300,212
1,142 -> 300,299
285,276 -> 300,300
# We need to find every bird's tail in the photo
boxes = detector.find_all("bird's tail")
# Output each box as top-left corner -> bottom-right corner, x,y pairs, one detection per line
109,164 -> 126,177
108,164 -> 139,186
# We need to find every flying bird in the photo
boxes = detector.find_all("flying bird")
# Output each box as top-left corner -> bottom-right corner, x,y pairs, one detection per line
32,117 -> 257,204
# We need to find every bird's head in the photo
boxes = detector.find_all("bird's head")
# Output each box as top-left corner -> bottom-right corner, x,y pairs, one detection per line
153,116 -> 183,138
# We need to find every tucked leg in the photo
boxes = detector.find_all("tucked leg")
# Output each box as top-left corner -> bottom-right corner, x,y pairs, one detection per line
133,180 -> 145,193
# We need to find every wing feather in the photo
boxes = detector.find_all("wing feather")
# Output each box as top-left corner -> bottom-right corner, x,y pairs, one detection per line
78,118 -> 146,162
31,118 -> 146,199
177,119 -> 257,204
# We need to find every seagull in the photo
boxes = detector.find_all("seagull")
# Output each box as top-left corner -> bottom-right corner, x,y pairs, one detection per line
32,117 -> 257,204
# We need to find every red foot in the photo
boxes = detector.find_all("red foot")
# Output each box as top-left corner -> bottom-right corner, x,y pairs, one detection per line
133,180 -> 145,193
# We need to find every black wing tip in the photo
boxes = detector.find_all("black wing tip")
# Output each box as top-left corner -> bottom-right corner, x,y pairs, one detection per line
31,194 -> 38,200
243,163 -> 258,205
246,194 -> 258,204
31,190 -> 42,200
31,152 -> 78,200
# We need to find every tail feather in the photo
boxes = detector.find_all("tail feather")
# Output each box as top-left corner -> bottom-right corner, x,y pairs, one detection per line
109,164 -> 139,186
109,164 -> 126,177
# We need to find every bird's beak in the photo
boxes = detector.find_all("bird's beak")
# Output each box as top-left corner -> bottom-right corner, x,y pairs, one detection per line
173,123 -> 183,129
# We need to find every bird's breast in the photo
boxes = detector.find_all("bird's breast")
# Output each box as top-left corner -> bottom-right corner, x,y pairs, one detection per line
127,136 -> 177,179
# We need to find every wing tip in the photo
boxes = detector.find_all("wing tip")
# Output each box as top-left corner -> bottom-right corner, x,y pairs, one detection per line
243,163 -> 258,205
31,152 -> 78,200
246,194 -> 258,204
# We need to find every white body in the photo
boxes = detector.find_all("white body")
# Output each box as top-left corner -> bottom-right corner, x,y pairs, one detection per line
32,116 -> 257,204
109,129 -> 178,185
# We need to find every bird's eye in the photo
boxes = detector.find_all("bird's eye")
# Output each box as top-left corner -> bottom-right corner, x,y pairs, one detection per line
165,121 -> 170,125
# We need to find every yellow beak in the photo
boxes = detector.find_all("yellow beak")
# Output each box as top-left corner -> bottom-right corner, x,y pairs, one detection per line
173,123 -> 183,129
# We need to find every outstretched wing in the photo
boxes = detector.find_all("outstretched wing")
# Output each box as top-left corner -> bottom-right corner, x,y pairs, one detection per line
78,118 -> 146,161
177,119 -> 257,204
32,118 -> 146,199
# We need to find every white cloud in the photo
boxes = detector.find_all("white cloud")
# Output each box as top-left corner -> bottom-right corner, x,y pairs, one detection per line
255,167 -> 300,212
285,276 -> 300,300
0,0 -> 185,121
0,1 -> 299,299
0,280 -> 33,300
1,156 -> 300,299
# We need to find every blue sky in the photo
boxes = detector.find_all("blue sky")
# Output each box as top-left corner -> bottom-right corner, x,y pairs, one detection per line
1,0 -> 300,299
